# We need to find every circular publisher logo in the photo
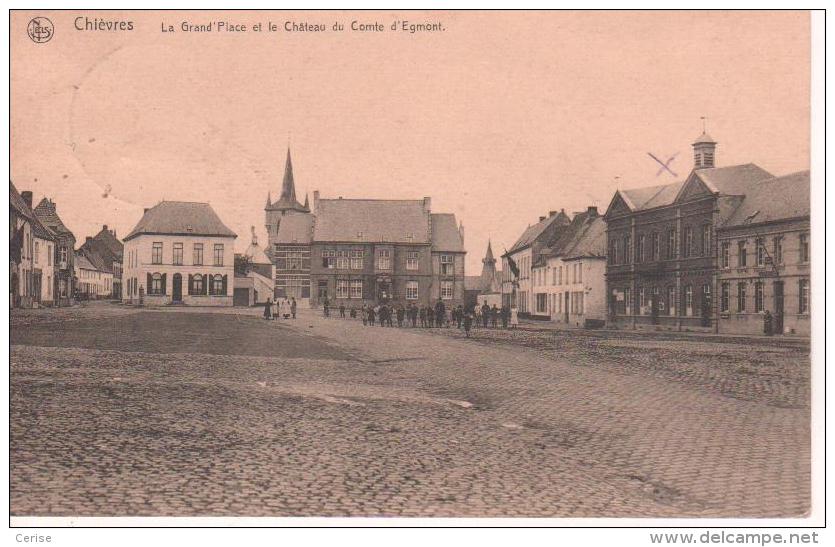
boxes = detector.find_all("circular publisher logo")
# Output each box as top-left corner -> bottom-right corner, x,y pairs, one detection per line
27,17 -> 54,43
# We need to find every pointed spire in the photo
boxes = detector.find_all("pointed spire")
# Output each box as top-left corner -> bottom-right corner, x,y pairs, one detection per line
303,192 -> 309,210
280,148 -> 296,203
484,239 -> 495,262
265,191 -> 271,208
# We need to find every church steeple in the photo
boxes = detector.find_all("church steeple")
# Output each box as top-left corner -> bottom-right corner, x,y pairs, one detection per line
484,239 -> 495,264
303,192 -> 309,211
265,191 -> 272,209
280,148 -> 297,203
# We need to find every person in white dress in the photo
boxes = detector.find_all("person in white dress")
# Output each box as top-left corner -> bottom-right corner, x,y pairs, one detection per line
510,307 -> 519,329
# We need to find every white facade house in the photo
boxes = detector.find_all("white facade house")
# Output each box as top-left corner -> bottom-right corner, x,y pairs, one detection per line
33,229 -> 54,305
75,252 -> 113,299
531,208 -> 608,327
122,201 -> 237,306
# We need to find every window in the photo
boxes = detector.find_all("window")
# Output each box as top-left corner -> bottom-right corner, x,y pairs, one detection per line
193,275 -> 204,295
34,241 -> 39,264
651,232 -> 659,261
738,241 -> 747,267
377,249 -> 391,270
350,280 -> 363,299
754,282 -> 764,313
47,245 -> 52,266
150,273 -> 163,295
60,246 -> 68,265
684,226 -> 693,257
609,239 -> 618,264
173,243 -> 183,265
578,262 -> 583,283
666,228 -> 677,259
721,242 -> 730,269
636,235 -> 645,263
685,285 -> 693,316
152,242 -> 163,264
552,267 -> 557,285
213,244 -> 224,266
799,234 -> 809,263
406,281 -> 418,300
212,274 -> 224,295
638,287 -> 646,314
336,279 -> 350,299
193,243 -> 203,266
667,286 -> 677,315
336,250 -> 350,269
322,249 -> 336,269
624,235 -> 631,264
624,287 -> 632,315
773,236 -> 783,265
536,293 -> 547,313
755,238 -> 765,267
440,254 -> 454,275
441,280 -> 454,300
350,250 -> 364,270
701,225 -> 711,256
737,282 -> 746,312
799,279 -> 809,314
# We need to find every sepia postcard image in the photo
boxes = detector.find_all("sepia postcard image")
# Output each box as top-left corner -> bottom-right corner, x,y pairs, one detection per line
8,9 -> 823,526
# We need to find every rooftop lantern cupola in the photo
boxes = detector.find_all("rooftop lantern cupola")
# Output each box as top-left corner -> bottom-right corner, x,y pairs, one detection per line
692,131 -> 717,170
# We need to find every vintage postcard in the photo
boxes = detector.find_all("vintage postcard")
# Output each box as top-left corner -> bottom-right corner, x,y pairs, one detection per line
7,8 -> 824,535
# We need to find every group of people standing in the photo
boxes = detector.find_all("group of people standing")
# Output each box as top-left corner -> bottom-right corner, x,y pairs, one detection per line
263,297 -> 297,320
320,298 -> 519,337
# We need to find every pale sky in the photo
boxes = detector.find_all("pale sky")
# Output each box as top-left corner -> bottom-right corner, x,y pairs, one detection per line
11,10 -> 810,273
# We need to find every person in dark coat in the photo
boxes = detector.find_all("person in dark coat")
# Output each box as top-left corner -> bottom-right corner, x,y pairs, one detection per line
501,305 -> 509,329
263,298 -> 272,320
396,305 -> 405,327
435,300 -> 446,328
490,304 -> 499,328
368,305 -> 376,326
463,302 -> 474,337
290,297 -> 297,319
481,302 -> 490,328
408,303 -> 417,327
339,303 -> 346,318
323,298 -> 330,318
419,306 -> 427,327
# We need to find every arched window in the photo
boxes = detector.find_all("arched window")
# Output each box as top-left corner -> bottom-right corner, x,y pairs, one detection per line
213,274 -> 223,295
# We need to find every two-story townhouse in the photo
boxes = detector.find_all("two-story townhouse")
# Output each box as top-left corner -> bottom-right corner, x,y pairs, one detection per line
543,207 -> 607,327
122,201 -> 237,306
604,132 -> 773,332
716,171 -> 810,336
33,197 -> 76,306
501,209 -> 570,316
429,213 -> 466,306
10,182 -> 34,308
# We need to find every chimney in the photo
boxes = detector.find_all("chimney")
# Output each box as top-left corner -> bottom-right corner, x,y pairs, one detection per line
313,190 -> 320,213
587,206 -> 599,217
423,197 -> 432,212
549,210 -> 557,217
458,221 -> 465,245
143,208 -> 150,214
86,236 -> 93,244
21,191 -> 33,208
102,224 -> 108,232
539,216 -> 546,222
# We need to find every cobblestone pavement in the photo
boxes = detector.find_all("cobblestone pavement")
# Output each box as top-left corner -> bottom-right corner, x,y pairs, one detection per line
10,305 -> 810,517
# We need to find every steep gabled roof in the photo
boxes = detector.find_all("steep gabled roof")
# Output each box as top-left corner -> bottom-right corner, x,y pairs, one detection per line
563,216 -> 607,259
9,181 -> 33,221
93,226 -> 123,259
33,198 -> 74,236
74,252 -> 96,271
723,170 -> 810,228
313,198 -> 431,244
430,213 -> 465,253
124,201 -> 237,241
507,210 -> 571,253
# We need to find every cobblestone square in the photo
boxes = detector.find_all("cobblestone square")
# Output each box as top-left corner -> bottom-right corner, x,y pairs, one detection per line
10,304 -> 810,517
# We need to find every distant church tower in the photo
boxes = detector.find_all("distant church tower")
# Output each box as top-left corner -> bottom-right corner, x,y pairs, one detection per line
265,148 -> 311,255
478,240 -> 500,293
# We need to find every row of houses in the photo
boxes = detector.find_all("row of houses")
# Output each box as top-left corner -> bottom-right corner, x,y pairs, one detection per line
498,132 -> 811,336
10,182 -> 124,308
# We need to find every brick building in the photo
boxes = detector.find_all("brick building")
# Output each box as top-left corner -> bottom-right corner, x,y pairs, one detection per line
264,149 -> 465,308
604,132 -> 780,332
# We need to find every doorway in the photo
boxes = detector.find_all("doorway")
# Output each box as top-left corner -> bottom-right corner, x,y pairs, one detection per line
773,281 -> 784,334
173,273 -> 183,302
